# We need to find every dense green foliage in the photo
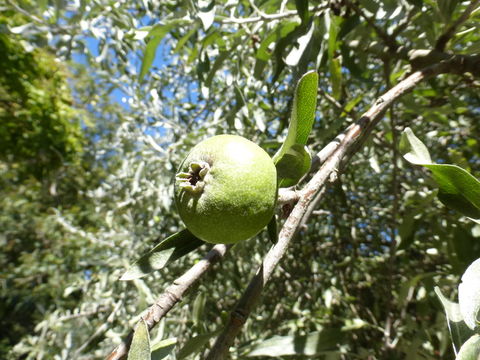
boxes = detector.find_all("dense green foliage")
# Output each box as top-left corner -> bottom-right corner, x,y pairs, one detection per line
0,31 -> 83,179
1,0 -> 480,359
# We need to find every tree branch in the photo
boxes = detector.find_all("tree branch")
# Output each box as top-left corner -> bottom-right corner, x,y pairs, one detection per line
344,0 -> 403,56
104,54 -> 480,360
205,54 -> 480,360
106,244 -> 229,360
435,0 -> 480,52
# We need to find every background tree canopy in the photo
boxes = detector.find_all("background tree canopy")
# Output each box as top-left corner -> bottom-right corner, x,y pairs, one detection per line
1,0 -> 480,359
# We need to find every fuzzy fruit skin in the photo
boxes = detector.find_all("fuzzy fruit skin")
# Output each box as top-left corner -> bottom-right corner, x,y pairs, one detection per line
174,135 -> 277,244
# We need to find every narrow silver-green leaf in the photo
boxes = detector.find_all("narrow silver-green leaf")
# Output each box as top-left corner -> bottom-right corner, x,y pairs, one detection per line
173,24 -> 199,54
151,338 -> 177,360
243,329 -> 344,357
205,51 -> 229,87
120,229 -> 205,281
177,331 -> 220,359
128,319 -> 151,360
139,35 -> 163,82
329,56 -> 342,100
192,292 -> 206,327
399,127 -> 432,164
139,20 -> 190,81
435,287 -> 475,355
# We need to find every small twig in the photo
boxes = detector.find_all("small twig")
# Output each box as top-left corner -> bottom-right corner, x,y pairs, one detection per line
205,54 -> 480,360
74,301 -> 123,358
218,4 -> 327,24
391,6 -> 419,38
58,307 -> 108,321
6,0 -> 78,34
435,0 -> 480,51
318,87 -> 356,119
344,0 -> 400,54
218,10 -> 297,24
277,188 -> 301,205
382,58 -> 400,350
106,244 -> 228,360
6,0 -> 45,24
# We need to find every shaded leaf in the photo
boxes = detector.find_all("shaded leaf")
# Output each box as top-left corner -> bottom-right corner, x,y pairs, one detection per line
452,228 -> 480,272
128,319 -> 151,360
177,331 -> 220,359
430,165 -> 480,220
267,214 -> 278,244
325,13 -> 343,100
173,24 -> 200,54
243,329 -> 344,357
438,0 -> 459,23
120,229 -> 205,281
139,20 -> 189,81
192,292 -> 206,327
151,338 -> 177,360
205,51 -> 229,87
435,287 -> 475,355
295,0 -> 309,24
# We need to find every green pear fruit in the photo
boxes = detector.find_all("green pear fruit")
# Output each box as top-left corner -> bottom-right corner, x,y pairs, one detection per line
174,135 -> 277,244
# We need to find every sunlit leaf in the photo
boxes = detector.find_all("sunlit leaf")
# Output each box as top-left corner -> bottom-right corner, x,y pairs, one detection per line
459,258 -> 480,331
456,334 -> 480,360
399,127 -> 432,164
128,319 -> 151,360
400,128 -> 480,220
198,1 -> 216,31
285,22 -> 314,66
192,292 -> 206,327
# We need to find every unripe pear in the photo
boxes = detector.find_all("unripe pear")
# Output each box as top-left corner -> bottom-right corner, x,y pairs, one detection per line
174,135 -> 277,244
